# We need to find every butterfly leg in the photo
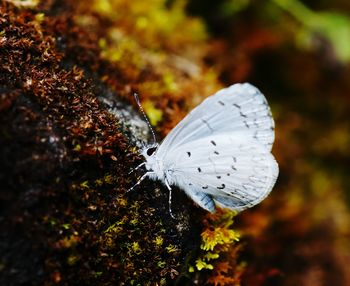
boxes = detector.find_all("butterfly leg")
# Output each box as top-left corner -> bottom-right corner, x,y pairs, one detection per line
128,162 -> 146,175
127,172 -> 153,192
164,176 -> 176,219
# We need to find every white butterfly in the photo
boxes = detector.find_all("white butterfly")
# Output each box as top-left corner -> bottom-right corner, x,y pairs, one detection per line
134,83 -> 278,214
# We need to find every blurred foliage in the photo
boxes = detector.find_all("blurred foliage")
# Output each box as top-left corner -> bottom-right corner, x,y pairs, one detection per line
188,0 -> 350,62
273,0 -> 350,62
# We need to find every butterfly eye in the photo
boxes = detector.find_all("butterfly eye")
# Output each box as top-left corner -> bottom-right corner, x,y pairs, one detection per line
146,146 -> 157,156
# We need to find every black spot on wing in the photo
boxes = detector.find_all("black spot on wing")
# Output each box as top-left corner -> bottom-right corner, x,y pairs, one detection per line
240,111 -> 247,118
197,167 -> 202,173
218,100 -> 225,106
187,151 -> 191,157
202,185 -> 208,189
210,140 -> 216,146
214,151 -> 219,155
217,184 -> 225,190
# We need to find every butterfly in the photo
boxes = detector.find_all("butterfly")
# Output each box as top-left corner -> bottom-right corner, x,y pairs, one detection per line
133,83 -> 278,215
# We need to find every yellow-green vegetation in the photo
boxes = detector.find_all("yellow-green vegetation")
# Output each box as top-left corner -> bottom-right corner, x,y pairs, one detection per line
143,100 -> 163,126
67,175 -> 189,284
83,0 -> 222,133
188,209 -> 244,285
100,196 -> 183,283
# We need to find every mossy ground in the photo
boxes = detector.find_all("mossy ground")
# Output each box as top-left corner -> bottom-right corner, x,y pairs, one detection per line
0,1 -> 216,285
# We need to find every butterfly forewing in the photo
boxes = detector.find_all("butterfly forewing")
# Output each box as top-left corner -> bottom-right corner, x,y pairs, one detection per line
156,83 -> 275,160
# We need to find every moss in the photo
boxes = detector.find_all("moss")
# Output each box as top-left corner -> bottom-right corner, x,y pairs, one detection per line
0,0 -> 245,285
187,209 -> 245,285
86,0 -> 221,135
143,99 -> 163,126
0,1 -> 206,285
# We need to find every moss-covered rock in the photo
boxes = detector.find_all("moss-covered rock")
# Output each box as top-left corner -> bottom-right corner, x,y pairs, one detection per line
0,1 -> 215,284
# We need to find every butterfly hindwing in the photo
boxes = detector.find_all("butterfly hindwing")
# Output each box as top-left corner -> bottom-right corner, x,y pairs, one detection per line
167,134 -> 278,211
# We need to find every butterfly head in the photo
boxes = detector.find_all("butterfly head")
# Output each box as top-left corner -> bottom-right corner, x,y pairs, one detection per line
141,144 -> 159,171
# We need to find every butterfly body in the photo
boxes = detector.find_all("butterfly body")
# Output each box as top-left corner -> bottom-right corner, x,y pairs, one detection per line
140,83 -> 278,213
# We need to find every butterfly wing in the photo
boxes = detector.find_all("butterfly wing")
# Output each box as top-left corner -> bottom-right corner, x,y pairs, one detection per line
166,134 -> 278,211
156,83 -> 275,160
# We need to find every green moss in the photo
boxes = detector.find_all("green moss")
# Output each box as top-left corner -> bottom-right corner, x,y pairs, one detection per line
153,235 -> 164,247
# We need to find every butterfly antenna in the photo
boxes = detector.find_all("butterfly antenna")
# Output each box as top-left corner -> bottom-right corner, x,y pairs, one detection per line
133,92 -> 157,146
